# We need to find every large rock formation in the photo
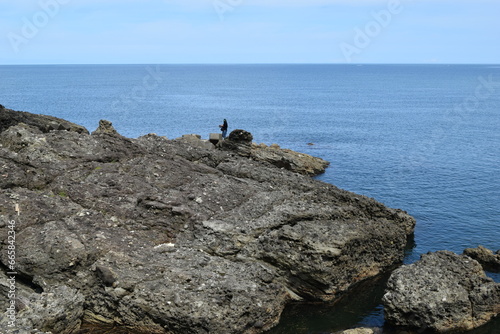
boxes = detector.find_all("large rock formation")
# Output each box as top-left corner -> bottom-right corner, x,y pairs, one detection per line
0,109 -> 415,333
383,251 -> 500,333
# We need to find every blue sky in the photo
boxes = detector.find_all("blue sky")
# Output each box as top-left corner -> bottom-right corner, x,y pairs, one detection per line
0,0 -> 499,64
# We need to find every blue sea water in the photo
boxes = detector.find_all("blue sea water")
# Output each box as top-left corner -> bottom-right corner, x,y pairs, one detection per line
1,64 -> 499,333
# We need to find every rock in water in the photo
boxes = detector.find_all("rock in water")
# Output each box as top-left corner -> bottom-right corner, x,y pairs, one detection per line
464,245 -> 500,273
0,108 -> 416,333
383,251 -> 500,333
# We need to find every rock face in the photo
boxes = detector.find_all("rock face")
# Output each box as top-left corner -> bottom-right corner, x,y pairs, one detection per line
383,251 -> 500,333
0,109 -> 415,333
0,107 -> 88,134
221,129 -> 330,176
464,246 -> 500,273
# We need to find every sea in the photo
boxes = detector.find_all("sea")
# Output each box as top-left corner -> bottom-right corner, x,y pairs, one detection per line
1,64 -> 499,333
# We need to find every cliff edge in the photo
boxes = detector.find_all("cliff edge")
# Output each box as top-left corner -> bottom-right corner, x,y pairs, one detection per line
0,108 -> 415,333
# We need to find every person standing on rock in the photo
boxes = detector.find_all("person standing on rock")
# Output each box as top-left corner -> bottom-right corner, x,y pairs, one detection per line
219,119 -> 228,139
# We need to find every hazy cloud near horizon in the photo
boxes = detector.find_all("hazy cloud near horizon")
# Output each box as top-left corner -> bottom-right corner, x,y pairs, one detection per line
1,0 -> 499,64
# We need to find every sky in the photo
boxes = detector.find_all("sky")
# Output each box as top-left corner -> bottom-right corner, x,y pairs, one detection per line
0,0 -> 499,64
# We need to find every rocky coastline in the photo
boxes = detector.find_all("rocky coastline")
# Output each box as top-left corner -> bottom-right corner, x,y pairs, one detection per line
0,107 -> 416,333
0,107 -> 497,334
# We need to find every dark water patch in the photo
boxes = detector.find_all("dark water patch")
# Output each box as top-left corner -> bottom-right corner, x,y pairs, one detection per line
268,273 -> 391,333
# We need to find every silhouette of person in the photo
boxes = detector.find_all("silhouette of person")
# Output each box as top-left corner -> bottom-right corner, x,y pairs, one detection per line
219,119 -> 228,139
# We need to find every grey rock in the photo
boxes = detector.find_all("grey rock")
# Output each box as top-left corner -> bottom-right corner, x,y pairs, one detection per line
95,266 -> 117,287
0,270 -> 84,334
463,245 -> 500,273
250,142 -> 330,176
220,129 -> 329,176
0,109 -> 416,333
383,250 -> 500,333
219,129 -> 254,156
0,107 -> 88,134
175,134 -> 215,150
91,119 -> 119,136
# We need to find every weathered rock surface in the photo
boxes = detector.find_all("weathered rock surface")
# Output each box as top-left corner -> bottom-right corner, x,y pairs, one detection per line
0,109 -> 415,333
0,107 -> 88,134
175,134 -> 215,151
221,129 -> 330,176
0,271 -> 84,334
91,119 -> 119,136
383,251 -> 500,333
464,246 -> 500,273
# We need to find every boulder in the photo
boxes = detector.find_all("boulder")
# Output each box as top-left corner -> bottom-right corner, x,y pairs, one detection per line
0,109 -> 416,333
463,246 -> 500,273
219,129 -> 254,156
91,119 -> 119,136
383,251 -> 500,333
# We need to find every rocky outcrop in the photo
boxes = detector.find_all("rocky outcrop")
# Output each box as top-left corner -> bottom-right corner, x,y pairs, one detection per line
464,246 -> 500,273
221,129 -> 330,176
250,142 -> 329,176
91,119 -> 119,136
0,106 -> 88,134
0,109 -> 415,333
383,251 -> 500,333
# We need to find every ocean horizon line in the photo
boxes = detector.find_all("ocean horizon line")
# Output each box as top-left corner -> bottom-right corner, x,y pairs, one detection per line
1,62 -> 499,67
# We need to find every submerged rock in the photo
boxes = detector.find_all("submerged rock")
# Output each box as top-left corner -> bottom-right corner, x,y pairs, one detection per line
0,108 -> 415,333
383,250 -> 500,333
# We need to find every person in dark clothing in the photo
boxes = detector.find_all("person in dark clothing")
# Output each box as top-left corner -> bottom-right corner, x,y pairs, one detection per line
219,119 -> 228,139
